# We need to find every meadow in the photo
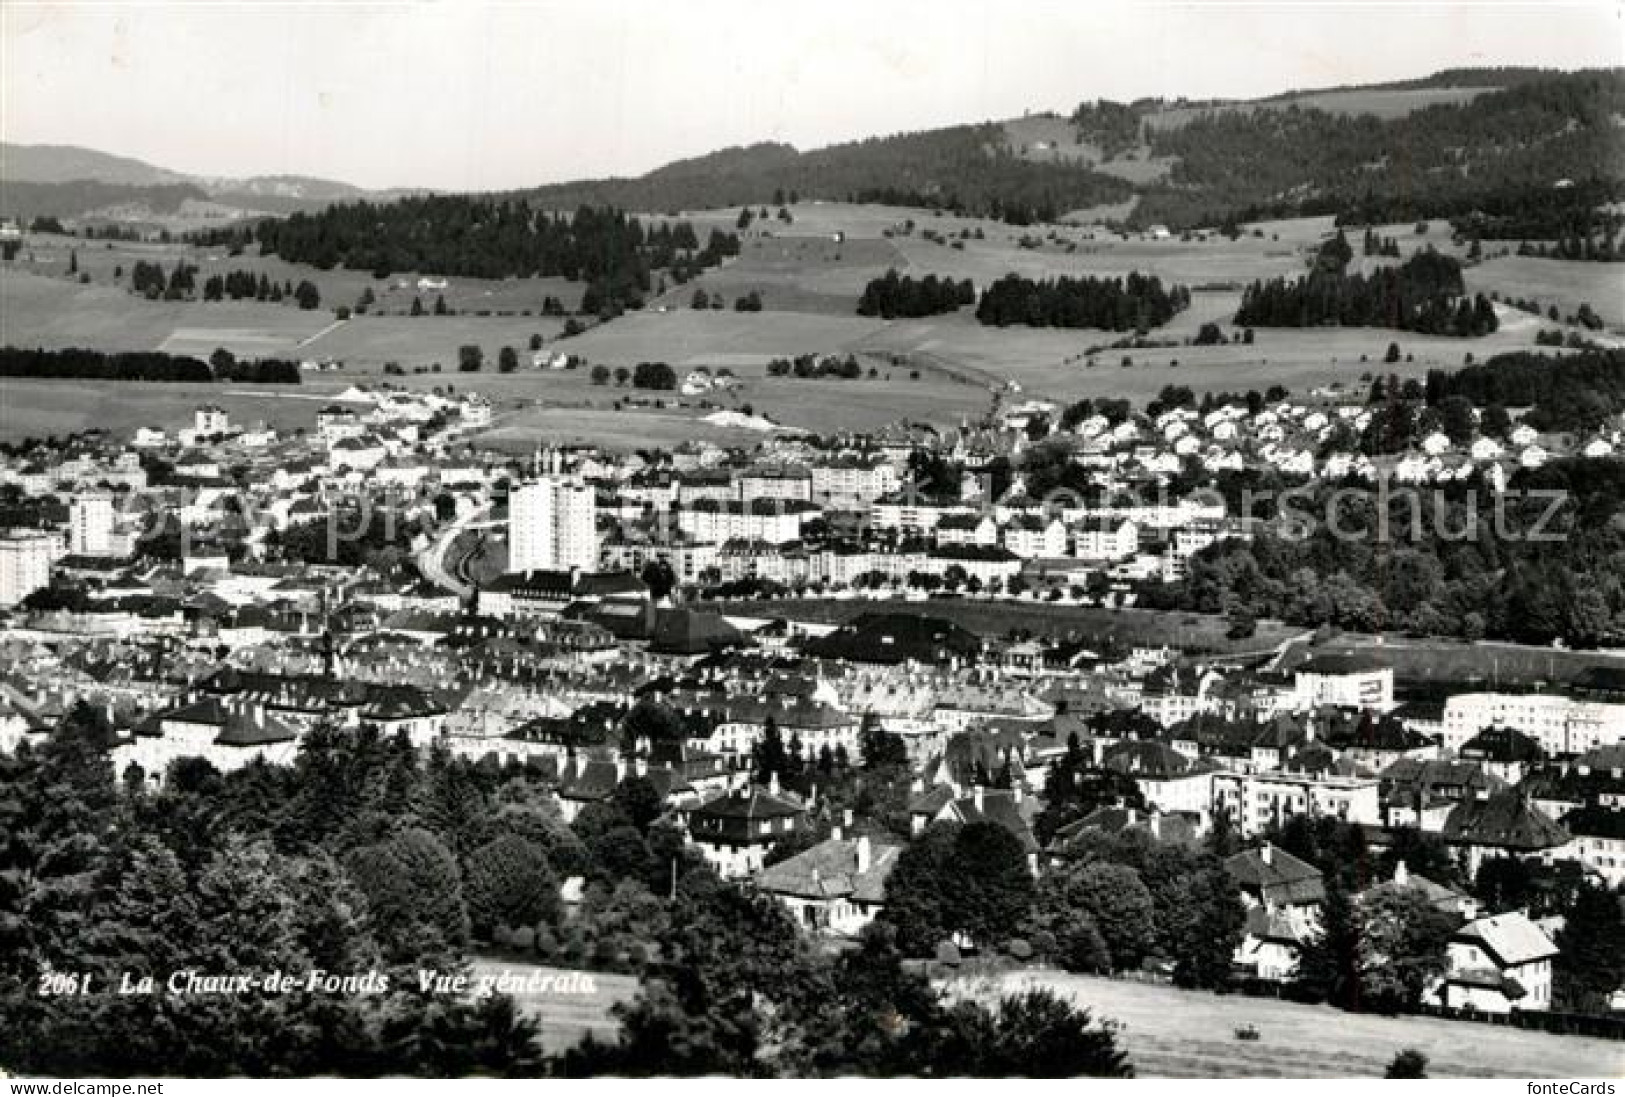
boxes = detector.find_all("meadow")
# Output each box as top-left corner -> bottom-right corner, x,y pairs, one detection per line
0,376 -> 346,441
1141,86 -> 1497,131
463,956 -> 1625,1077
4,202 -> 1618,447
739,596 -> 1302,655
962,970 -> 1625,1078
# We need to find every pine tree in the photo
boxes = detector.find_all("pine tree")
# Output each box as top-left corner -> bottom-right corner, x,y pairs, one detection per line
1296,872 -> 1362,1009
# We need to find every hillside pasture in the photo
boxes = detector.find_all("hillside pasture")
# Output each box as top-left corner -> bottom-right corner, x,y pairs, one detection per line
961,970 -> 1624,1078
1466,254 -> 1625,329
652,234 -> 904,315
471,403 -> 778,452
560,307 -> 887,366
1000,115 -> 1176,184
0,377 -> 341,441
845,306 -> 1538,406
1142,86 -> 1497,131
1,266 -> 329,356
10,231 -> 586,317
298,314 -> 570,368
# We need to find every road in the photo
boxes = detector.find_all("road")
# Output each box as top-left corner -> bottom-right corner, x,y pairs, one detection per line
416,506 -> 500,597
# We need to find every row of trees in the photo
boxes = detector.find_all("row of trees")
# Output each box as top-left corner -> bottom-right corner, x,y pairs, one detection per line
256,201 -> 739,314
975,272 -> 1191,331
1424,348 -> 1625,433
0,346 -> 301,384
202,268 -> 320,308
1234,243 -> 1497,337
856,269 -> 977,318
126,259 -> 320,309
766,353 -> 864,379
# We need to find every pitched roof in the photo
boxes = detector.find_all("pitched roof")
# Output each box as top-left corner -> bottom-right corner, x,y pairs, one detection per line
1442,790 -> 1570,851
1224,844 -> 1326,907
1455,911 -> 1559,967
755,835 -> 903,903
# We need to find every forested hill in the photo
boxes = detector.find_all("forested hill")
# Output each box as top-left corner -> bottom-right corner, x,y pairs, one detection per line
1134,69 -> 1625,229
510,69 -> 1622,230
508,124 -> 1136,225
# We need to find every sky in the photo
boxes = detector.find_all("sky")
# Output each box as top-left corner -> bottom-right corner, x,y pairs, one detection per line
2,1 -> 1621,192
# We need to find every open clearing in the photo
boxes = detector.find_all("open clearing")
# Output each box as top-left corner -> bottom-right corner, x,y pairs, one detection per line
1143,86 -> 1497,131
961,970 -> 1624,1078
1468,255 -> 1625,328
742,597 -> 1625,685
6,207 -> 1619,446
467,956 -> 1623,1076
467,958 -> 637,1057
740,597 -> 1303,655
0,377 -> 347,440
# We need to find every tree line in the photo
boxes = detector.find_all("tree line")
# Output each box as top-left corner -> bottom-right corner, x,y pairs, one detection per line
1138,455 -> 1625,647
127,259 -> 321,310
856,269 -> 976,318
508,125 -> 1135,226
1425,348 -> 1625,433
253,200 -> 739,315
1,346 -> 301,385
1234,238 -> 1497,337
975,271 -> 1190,330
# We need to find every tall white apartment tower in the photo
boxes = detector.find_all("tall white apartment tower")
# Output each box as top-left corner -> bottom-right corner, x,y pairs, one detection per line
508,463 -> 598,574
70,493 -> 115,556
0,531 -> 56,607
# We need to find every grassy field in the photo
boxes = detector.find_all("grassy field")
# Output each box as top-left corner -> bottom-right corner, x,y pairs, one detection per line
560,307 -> 887,365
474,404 -> 781,452
1142,86 -> 1497,131
11,231 -> 585,316
1317,635 -> 1625,689
297,314 -> 569,368
1,266 -> 330,355
736,597 -> 1625,682
7,205 -> 1617,448
466,958 -> 637,1057
1467,254 -> 1625,329
739,596 -> 1303,655
465,956 -> 1624,1076
0,377 -> 347,440
960,970 -> 1624,1078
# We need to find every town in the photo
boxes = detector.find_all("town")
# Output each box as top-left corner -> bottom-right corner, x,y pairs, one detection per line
2,353 -> 1624,1075
3,4 -> 1623,1080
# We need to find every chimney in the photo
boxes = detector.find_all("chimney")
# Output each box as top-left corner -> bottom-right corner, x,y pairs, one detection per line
1260,842 -> 1273,866
1149,813 -> 1162,839
1012,784 -> 1023,805
856,834 -> 872,874
973,785 -> 984,812
831,825 -> 843,842
636,756 -> 648,778
843,808 -> 854,828
769,771 -> 781,796
1126,806 -> 1138,825
1394,860 -> 1409,886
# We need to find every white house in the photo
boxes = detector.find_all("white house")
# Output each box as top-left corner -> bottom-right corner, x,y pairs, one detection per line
1427,912 -> 1558,1014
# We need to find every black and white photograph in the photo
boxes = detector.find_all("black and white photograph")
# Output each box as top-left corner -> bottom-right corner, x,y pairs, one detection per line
0,0 -> 1623,1082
